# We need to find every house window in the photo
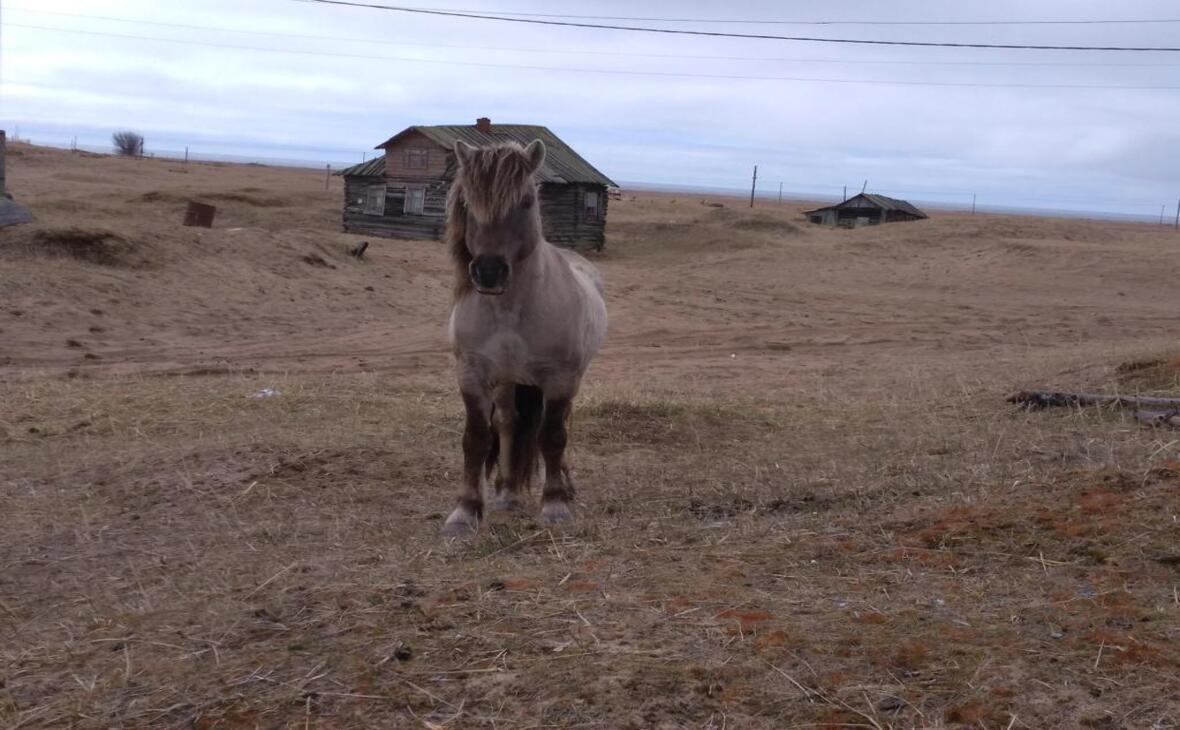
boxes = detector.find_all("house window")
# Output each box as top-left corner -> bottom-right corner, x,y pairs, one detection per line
583,191 -> 601,219
404,186 -> 425,215
404,148 -> 429,170
363,185 -> 386,216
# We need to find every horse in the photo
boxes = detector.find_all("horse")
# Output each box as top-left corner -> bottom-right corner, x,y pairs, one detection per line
441,139 -> 608,536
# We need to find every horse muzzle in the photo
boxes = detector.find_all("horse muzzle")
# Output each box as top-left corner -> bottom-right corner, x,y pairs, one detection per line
469,255 -> 509,295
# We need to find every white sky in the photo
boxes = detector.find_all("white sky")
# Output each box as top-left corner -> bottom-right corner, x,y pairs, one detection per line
2,0 -> 1179,216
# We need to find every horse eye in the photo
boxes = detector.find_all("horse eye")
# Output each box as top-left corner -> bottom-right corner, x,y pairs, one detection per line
521,197 -> 534,210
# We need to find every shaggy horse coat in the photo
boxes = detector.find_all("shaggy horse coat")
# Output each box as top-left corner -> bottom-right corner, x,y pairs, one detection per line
442,139 -> 607,535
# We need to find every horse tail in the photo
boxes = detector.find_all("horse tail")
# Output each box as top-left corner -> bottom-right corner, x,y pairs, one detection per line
512,384 -> 544,491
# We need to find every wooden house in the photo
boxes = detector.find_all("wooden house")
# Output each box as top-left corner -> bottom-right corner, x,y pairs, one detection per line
338,118 -> 616,250
804,193 -> 927,228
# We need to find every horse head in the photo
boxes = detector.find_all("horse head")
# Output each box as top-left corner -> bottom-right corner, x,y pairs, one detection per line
446,139 -> 547,296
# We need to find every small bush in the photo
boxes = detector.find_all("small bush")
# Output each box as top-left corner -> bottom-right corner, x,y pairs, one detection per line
112,131 -> 144,157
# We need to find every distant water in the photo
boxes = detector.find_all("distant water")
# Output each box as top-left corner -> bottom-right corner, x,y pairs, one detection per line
619,181 -> 1173,226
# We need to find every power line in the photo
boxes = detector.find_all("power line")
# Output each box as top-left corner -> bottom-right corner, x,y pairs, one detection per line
8,7 -> 1180,68
9,24 -> 1180,91
292,0 -> 1180,52
288,5 -> 1180,26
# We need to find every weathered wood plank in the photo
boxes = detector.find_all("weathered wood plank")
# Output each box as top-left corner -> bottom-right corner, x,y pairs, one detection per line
1009,390 -> 1180,410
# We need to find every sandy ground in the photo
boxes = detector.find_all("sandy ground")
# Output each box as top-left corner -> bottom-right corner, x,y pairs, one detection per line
2,143 -> 1179,728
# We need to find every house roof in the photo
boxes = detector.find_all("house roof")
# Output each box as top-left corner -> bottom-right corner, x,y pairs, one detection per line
805,193 -> 927,218
373,124 -> 616,187
335,156 -> 385,178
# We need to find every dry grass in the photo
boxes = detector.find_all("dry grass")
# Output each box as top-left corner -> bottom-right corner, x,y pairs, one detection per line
2,144 -> 1180,728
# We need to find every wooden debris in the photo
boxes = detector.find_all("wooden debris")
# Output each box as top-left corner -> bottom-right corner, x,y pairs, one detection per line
1134,410 -> 1180,429
1008,390 -> 1180,411
183,201 -> 216,228
1009,390 -> 1180,429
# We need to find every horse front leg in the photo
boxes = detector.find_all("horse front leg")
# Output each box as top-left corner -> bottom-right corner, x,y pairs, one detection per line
539,396 -> 575,524
443,389 -> 493,536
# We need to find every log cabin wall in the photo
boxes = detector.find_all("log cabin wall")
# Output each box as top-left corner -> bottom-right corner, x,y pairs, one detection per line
540,182 -> 607,250
342,175 -> 447,239
345,177 -> 607,249
382,131 -> 449,179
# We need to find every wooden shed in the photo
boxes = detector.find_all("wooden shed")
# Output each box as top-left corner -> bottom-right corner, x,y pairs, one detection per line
0,130 -> 34,228
804,193 -> 927,228
338,118 -> 616,250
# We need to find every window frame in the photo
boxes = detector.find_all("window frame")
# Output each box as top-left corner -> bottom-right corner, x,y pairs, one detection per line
583,190 -> 601,219
404,186 -> 426,215
403,147 -> 430,170
362,185 -> 387,216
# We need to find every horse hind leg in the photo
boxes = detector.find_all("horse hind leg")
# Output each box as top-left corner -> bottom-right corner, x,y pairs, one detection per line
489,384 -> 520,512
491,384 -> 543,512
539,396 -> 575,524
485,402 -> 500,482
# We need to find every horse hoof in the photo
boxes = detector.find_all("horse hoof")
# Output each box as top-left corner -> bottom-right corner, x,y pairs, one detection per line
540,502 -> 573,524
441,508 -> 479,537
490,495 -> 525,513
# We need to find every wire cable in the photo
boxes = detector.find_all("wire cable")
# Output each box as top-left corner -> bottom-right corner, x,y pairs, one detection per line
292,0 -> 1180,52
7,7 -> 1180,68
8,23 -> 1180,90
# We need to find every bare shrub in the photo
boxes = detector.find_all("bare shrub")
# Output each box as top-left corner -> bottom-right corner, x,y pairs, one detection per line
9,226 -> 140,266
112,131 -> 144,157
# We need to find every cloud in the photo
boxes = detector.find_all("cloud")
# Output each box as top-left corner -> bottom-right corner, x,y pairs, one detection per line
2,0 -> 1178,215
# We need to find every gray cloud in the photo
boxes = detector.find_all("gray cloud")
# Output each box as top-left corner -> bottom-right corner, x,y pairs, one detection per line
3,0 -> 1178,216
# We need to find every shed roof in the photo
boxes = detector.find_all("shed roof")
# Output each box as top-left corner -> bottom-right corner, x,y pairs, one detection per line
374,124 -> 615,187
336,156 -> 385,178
805,193 -> 927,219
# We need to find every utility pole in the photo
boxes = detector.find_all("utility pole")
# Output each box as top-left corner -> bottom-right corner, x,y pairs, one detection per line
972,193 -> 977,215
842,185 -> 847,201
861,179 -> 868,194
184,146 -> 189,164
778,181 -> 783,204
1175,197 -> 1179,229
1161,204 -> 1166,225
749,164 -> 757,208
325,164 -> 331,192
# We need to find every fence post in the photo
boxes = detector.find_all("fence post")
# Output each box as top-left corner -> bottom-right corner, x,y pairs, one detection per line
778,182 -> 783,204
749,165 -> 757,208
325,164 -> 331,192
184,146 -> 189,164
972,193 -> 977,215
0,130 -> 7,196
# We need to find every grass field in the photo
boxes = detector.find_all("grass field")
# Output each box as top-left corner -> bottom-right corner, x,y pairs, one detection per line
2,143 -> 1179,728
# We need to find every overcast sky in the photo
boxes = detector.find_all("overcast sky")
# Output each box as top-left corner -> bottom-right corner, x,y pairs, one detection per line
2,0 -> 1179,217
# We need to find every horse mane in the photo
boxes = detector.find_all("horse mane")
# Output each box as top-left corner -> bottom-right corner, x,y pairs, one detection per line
445,142 -> 540,300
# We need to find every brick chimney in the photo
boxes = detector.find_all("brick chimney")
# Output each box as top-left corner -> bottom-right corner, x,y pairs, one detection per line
475,117 -> 492,133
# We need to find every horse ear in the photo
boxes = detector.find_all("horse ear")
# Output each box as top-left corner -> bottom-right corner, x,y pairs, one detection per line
454,140 -> 476,167
524,139 -> 546,174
